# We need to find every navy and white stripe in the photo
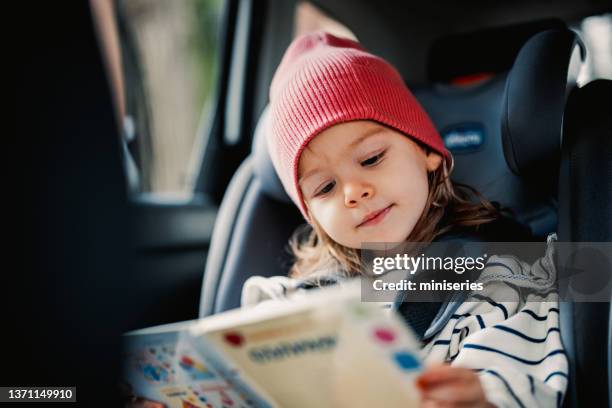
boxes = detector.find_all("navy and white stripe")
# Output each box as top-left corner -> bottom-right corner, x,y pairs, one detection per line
422,250 -> 568,408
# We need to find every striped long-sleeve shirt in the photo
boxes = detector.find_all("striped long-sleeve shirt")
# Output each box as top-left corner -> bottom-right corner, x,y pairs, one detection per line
420,234 -> 566,408
422,297 -> 566,408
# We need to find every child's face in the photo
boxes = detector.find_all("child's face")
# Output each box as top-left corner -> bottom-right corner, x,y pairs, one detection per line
298,121 -> 442,249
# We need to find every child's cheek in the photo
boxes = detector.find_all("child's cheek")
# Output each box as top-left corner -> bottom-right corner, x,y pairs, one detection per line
307,201 -> 331,227
316,204 -> 357,244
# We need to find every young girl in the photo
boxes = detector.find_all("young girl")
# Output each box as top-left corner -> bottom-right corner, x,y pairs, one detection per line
248,31 -> 567,407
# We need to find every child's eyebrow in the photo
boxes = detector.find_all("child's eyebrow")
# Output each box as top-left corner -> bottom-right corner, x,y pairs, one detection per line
298,127 -> 386,185
298,168 -> 321,186
347,126 -> 386,150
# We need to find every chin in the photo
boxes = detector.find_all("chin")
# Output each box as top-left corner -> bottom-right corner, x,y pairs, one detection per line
387,222 -> 415,240
359,231 -> 404,245
382,235 -> 407,245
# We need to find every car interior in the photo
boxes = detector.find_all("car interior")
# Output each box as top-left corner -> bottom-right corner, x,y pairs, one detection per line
15,0 -> 611,406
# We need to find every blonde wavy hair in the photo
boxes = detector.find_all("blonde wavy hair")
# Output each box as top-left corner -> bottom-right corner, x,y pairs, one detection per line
287,149 -> 503,279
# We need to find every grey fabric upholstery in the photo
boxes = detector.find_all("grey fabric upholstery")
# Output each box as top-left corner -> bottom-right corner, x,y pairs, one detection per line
199,109 -> 302,317
251,106 -> 293,203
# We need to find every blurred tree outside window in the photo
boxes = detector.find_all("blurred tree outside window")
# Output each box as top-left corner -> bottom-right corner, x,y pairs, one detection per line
573,13 -> 612,85
115,0 -> 223,199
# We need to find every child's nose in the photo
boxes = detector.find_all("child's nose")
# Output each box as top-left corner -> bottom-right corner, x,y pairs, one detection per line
344,181 -> 374,207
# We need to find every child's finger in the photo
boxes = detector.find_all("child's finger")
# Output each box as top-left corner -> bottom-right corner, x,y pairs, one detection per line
420,382 -> 483,405
417,365 -> 477,388
420,399 -> 455,408
420,399 -> 442,408
141,401 -> 165,408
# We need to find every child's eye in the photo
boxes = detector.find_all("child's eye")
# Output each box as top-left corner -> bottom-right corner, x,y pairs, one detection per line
316,181 -> 335,196
361,151 -> 385,166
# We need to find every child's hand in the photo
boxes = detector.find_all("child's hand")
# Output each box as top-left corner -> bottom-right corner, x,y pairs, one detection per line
416,364 -> 495,408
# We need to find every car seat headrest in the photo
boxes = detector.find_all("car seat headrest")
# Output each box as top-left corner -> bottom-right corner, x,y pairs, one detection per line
501,28 -> 585,186
252,106 -> 292,203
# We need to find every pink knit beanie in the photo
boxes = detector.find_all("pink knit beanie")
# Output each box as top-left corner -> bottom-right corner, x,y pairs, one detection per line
267,31 -> 451,223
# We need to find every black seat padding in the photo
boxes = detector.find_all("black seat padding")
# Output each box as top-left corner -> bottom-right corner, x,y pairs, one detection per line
557,80 -> 612,408
501,29 -> 585,190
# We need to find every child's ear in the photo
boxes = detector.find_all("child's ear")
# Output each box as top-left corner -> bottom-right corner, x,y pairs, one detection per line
425,151 -> 443,172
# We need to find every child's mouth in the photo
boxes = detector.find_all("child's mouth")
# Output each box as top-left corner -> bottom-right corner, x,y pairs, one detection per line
357,204 -> 394,228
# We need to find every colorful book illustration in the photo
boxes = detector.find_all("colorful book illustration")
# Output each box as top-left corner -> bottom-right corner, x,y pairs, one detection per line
122,282 -> 422,407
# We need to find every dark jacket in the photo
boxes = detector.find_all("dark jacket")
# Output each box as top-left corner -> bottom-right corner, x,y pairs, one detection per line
396,214 -> 536,339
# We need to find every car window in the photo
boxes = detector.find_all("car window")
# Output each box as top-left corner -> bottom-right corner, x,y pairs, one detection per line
571,13 -> 612,84
114,0 -> 224,200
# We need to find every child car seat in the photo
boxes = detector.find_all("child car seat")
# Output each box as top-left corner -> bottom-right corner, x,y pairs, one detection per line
199,107 -> 304,315
412,25 -> 584,239
199,28 -> 585,317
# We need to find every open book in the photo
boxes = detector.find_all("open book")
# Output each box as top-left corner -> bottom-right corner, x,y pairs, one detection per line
122,282 -> 422,408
